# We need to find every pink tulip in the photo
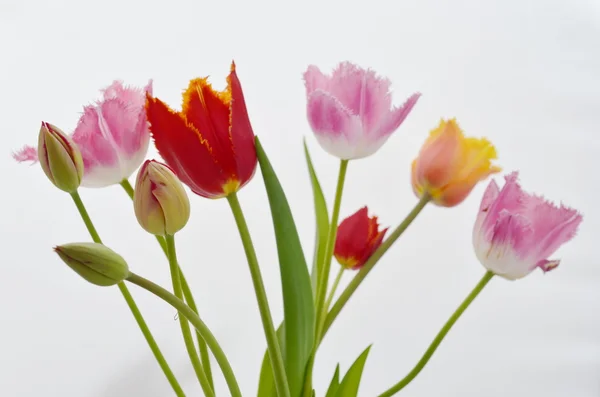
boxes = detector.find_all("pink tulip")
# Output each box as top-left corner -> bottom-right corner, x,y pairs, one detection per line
303,61 -> 420,160
14,80 -> 152,187
473,172 -> 582,280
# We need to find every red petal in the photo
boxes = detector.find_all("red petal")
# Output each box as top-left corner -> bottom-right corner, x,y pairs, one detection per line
228,61 -> 257,187
181,78 -> 237,179
146,95 -> 226,198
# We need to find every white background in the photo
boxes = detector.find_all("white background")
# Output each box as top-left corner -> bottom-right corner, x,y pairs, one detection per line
1,0 -> 599,396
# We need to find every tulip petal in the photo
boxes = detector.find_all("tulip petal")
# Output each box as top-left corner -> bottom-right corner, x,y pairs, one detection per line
13,145 -> 38,163
524,195 -> 583,260
328,62 -> 392,132
537,259 -> 561,273
304,65 -> 330,95
182,78 -> 237,177
72,105 -> 121,186
228,62 -> 258,187
373,93 -> 421,138
146,96 -> 226,198
485,210 -> 535,280
307,90 -> 364,159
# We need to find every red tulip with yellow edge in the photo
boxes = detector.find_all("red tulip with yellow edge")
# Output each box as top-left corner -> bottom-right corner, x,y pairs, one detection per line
146,62 -> 257,199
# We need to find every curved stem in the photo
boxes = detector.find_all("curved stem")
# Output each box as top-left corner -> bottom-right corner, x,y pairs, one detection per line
378,271 -> 494,397
314,159 -> 348,341
166,235 -> 214,397
324,267 -> 344,312
69,191 -> 184,396
121,179 -> 215,390
322,194 -> 430,341
227,193 -> 291,397
127,272 -> 242,397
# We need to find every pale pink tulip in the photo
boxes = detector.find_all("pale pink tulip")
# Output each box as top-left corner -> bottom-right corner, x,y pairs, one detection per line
473,172 -> 582,280
303,61 -> 420,160
14,80 -> 152,187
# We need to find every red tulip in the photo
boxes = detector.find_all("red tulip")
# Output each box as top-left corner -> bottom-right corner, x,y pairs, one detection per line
146,62 -> 257,199
334,207 -> 388,270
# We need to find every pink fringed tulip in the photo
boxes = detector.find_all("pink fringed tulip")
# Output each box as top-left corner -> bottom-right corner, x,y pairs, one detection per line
303,62 -> 420,160
14,80 -> 152,187
473,172 -> 583,280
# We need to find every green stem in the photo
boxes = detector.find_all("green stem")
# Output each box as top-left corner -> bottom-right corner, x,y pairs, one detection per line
302,160 -> 348,397
322,194 -> 430,342
127,272 -> 242,397
69,191 -> 185,396
227,193 -> 291,397
378,271 -> 494,397
315,159 -> 348,341
121,179 -> 215,390
324,267 -> 344,312
71,191 -> 102,243
120,178 -> 135,197
166,235 -> 214,397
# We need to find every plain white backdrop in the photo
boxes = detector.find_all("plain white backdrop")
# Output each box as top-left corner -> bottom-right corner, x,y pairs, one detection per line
1,0 -> 599,396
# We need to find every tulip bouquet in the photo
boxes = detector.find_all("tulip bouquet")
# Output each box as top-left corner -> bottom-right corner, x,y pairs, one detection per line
14,61 -> 582,397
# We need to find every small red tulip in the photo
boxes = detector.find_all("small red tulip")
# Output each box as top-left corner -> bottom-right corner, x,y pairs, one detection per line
145,62 -> 257,199
334,207 -> 388,270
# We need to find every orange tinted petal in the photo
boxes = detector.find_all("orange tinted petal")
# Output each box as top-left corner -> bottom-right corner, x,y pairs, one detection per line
414,119 -> 462,189
182,78 -> 237,179
146,95 -> 227,198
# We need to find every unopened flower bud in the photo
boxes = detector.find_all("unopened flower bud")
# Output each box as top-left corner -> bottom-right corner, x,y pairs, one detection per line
38,121 -> 84,193
54,242 -> 129,286
134,160 -> 190,236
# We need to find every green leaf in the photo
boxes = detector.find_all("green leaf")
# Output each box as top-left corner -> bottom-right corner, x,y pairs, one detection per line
336,346 -> 372,397
303,138 -> 330,298
325,364 -> 341,397
257,324 -> 285,397
256,137 -> 316,397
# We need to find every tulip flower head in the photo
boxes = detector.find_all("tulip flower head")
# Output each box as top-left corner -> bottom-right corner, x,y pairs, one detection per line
54,242 -> 130,287
134,160 -> 190,236
412,118 -> 501,207
473,172 -> 583,280
14,80 -> 152,187
304,62 -> 421,160
334,207 -> 388,270
146,62 -> 257,199
37,122 -> 84,193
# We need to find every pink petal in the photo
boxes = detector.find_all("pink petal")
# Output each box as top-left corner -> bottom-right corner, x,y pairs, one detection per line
524,195 -> 583,260
472,179 -> 501,250
373,93 -> 421,138
328,62 -> 393,132
303,65 -> 329,95
485,210 -> 536,279
481,172 -> 526,235
307,90 -> 361,138
13,146 -> 38,163
101,80 -> 152,110
492,211 -> 533,253
536,259 -> 560,273
72,105 -> 119,170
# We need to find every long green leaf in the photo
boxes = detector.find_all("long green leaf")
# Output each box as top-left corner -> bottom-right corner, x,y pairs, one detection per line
325,364 -> 341,397
303,139 -> 330,298
336,346 -> 372,397
257,324 -> 286,397
256,137 -> 315,397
